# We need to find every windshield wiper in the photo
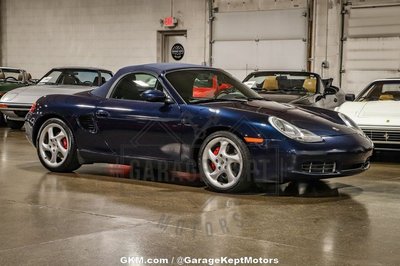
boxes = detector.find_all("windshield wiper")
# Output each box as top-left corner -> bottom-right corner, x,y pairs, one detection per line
246,97 -> 265,101
190,98 -> 246,104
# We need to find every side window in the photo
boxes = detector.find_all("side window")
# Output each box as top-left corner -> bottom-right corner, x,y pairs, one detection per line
382,83 -> 400,93
97,71 -> 113,85
111,73 -> 161,101
361,83 -> 382,101
101,72 -> 112,82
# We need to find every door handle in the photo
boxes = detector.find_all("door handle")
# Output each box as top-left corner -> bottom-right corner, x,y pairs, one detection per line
95,110 -> 110,118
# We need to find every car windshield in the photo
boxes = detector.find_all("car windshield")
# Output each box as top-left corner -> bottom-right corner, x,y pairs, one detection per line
0,69 -> 21,83
165,69 -> 263,103
243,72 -> 320,95
357,82 -> 400,102
38,69 -> 106,86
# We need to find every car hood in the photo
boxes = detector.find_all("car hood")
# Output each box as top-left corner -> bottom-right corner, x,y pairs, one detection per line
337,101 -> 400,127
259,93 -> 313,105
199,100 -> 354,136
0,84 -> 94,104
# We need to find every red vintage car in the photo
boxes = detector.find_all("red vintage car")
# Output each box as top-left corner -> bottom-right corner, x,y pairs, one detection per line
193,75 -> 232,98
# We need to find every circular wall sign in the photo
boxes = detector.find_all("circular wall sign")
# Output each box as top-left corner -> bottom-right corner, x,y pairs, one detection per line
171,43 -> 185,61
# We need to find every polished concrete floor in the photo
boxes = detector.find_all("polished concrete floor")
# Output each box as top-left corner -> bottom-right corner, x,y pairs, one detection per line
0,128 -> 399,266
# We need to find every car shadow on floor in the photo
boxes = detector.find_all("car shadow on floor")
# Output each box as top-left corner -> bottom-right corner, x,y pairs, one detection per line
372,150 -> 400,163
51,163 -> 356,198
112,165 -> 347,198
254,181 -> 361,198
20,162 -> 359,198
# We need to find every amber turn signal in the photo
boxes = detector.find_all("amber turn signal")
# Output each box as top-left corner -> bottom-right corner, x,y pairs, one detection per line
244,137 -> 264,143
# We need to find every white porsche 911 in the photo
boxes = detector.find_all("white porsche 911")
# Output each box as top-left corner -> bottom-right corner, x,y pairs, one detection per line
336,78 -> 400,151
0,67 -> 113,129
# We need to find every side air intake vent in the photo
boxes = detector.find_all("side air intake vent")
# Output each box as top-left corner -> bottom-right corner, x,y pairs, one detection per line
78,114 -> 97,133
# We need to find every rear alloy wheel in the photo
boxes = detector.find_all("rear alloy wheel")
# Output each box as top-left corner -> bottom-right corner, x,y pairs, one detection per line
7,120 -> 24,130
199,131 -> 251,193
37,118 -> 81,172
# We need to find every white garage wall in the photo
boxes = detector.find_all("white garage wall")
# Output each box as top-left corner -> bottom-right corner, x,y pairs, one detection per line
212,8 -> 308,79
310,0 -> 342,85
341,3 -> 400,94
1,0 -> 400,86
312,0 -> 400,92
0,0 -> 208,78
212,0 -> 309,80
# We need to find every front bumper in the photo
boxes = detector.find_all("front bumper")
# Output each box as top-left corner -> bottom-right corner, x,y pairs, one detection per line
249,133 -> 374,183
0,102 -> 31,121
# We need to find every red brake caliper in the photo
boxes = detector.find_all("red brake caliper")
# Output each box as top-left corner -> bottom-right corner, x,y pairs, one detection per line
210,146 -> 220,171
61,137 -> 68,149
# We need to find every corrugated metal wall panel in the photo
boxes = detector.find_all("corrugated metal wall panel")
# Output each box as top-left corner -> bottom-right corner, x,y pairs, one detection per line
348,6 -> 400,37
344,38 -> 400,70
212,8 -> 308,79
213,9 -> 306,41
257,40 -> 307,70
215,0 -> 308,12
213,40 -> 258,70
213,39 -> 307,77
341,4 -> 400,95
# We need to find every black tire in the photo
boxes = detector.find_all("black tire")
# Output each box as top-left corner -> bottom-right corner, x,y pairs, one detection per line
198,131 -> 252,193
0,114 -> 6,127
7,120 -> 24,130
36,118 -> 81,172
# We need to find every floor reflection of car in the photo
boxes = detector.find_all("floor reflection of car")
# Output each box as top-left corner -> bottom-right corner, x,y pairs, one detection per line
336,78 -> 400,151
0,67 -> 113,129
243,71 -> 344,110
0,67 -> 35,126
25,63 -> 373,193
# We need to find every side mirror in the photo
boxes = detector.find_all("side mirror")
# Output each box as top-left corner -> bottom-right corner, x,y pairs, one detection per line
345,94 -> 355,101
324,85 -> 339,96
322,78 -> 333,89
141,89 -> 171,103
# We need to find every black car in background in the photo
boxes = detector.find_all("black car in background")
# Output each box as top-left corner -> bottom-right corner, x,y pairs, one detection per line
243,71 -> 344,110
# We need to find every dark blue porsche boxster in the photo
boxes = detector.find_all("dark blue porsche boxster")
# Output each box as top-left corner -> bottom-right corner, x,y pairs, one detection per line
25,64 -> 373,193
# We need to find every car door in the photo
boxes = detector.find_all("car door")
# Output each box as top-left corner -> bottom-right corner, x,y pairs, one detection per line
95,72 -> 183,162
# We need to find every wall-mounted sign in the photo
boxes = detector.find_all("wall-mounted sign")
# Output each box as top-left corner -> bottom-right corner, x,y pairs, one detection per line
163,16 -> 177,28
171,43 -> 184,61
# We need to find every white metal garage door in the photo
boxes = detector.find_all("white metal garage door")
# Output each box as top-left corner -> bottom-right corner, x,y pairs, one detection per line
212,8 -> 309,80
341,4 -> 400,95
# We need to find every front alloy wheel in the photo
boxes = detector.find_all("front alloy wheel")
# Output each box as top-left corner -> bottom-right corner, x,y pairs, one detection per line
37,118 -> 81,172
199,131 -> 251,192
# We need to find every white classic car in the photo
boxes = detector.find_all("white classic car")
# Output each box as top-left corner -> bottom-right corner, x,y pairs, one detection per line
336,78 -> 400,151
0,67 -> 113,129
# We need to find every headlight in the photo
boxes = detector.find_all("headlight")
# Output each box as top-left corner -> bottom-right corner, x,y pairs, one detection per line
1,92 -> 17,101
338,113 -> 365,136
269,116 -> 323,143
